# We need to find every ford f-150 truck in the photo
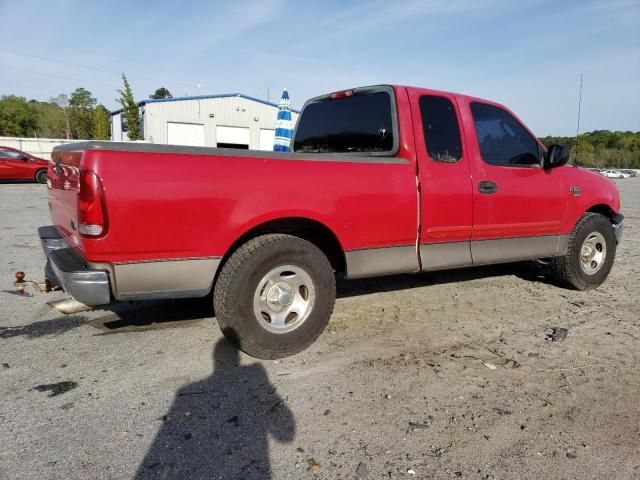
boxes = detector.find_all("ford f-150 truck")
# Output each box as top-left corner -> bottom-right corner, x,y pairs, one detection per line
39,85 -> 623,358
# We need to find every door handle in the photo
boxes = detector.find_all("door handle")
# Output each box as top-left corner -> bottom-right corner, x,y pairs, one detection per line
478,181 -> 497,194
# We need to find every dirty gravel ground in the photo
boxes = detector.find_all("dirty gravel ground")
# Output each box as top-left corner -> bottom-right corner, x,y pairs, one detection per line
1,179 -> 639,480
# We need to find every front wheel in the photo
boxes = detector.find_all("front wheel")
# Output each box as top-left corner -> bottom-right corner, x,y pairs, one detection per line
35,169 -> 47,184
214,234 -> 336,359
551,212 -> 616,290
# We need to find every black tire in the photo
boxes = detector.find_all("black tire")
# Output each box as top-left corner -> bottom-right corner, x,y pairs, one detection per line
35,169 -> 47,184
213,234 -> 336,359
551,212 -> 616,290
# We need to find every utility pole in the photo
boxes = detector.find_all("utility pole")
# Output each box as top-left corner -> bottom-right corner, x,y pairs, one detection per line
575,74 -> 583,163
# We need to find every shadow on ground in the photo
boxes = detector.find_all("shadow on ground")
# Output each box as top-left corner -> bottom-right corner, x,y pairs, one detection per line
337,260 -> 555,298
89,297 -> 214,334
0,297 -> 213,339
0,315 -> 88,339
135,338 -> 295,479
2,262 -> 556,338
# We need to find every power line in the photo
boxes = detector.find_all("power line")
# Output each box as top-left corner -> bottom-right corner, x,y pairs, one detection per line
0,63 -> 118,88
0,47 -> 198,88
0,62 -> 197,106
0,80 -> 54,95
0,80 -> 117,108
0,49 -> 280,105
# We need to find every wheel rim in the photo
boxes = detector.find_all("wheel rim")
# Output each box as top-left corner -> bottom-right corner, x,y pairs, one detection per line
36,170 -> 47,183
253,265 -> 316,334
579,231 -> 607,275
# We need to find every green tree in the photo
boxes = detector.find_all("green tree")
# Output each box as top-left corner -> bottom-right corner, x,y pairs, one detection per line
149,87 -> 172,99
69,87 -> 97,139
117,74 -> 141,140
49,94 -> 72,139
34,101 -> 69,139
68,87 -> 96,110
0,95 -> 39,136
539,131 -> 640,169
93,104 -> 111,140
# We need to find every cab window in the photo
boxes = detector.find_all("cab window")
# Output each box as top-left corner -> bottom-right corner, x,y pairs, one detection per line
470,102 -> 540,167
294,91 -> 394,153
419,95 -> 462,163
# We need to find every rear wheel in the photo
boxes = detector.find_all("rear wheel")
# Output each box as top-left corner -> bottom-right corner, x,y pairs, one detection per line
551,212 -> 616,290
214,234 -> 336,359
35,169 -> 47,184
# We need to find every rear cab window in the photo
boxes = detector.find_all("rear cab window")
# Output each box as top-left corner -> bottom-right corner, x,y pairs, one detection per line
293,87 -> 397,154
470,102 -> 541,167
419,95 -> 463,163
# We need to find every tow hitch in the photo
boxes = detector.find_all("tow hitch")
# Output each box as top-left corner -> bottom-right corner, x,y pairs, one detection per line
14,271 -> 94,314
14,271 -> 52,295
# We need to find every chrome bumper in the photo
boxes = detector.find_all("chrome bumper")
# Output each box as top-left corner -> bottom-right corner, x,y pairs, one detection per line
612,214 -> 624,244
38,226 -> 111,306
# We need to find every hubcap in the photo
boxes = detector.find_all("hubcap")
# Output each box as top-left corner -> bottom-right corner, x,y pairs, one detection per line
579,231 -> 607,275
253,265 -> 316,334
266,283 -> 293,311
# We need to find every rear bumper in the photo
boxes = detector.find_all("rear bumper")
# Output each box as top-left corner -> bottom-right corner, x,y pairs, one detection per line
38,226 -> 111,306
612,213 -> 624,244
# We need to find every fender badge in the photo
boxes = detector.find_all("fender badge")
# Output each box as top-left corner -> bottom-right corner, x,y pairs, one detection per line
569,186 -> 581,197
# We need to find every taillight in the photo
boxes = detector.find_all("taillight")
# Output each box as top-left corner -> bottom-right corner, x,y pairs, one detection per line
78,170 -> 107,237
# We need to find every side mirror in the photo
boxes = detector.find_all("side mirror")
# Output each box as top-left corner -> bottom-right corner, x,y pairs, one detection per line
20,155 -> 30,162
544,144 -> 570,170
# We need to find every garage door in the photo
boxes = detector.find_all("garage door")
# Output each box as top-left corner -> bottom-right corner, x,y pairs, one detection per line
167,122 -> 205,146
216,126 -> 250,149
259,129 -> 275,151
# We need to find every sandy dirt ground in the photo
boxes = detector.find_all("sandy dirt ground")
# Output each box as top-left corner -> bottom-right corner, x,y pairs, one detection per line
1,178 -> 639,480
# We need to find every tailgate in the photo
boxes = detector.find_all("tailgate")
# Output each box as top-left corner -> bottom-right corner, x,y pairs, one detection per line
48,149 -> 82,249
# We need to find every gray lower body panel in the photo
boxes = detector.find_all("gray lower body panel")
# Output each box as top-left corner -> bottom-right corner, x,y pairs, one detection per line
420,241 -> 472,271
344,235 -> 569,279
112,258 -> 221,301
345,245 -> 418,279
471,235 -> 568,266
39,225 -> 220,304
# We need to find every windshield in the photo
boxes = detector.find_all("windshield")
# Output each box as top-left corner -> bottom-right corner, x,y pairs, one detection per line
293,91 -> 394,153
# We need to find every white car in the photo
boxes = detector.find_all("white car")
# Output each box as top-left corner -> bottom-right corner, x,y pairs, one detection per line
600,169 -> 631,179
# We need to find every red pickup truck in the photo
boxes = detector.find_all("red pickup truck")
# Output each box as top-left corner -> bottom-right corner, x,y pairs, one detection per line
40,85 -> 623,358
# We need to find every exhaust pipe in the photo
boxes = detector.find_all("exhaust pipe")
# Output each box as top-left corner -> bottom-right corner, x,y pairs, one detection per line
47,298 -> 94,315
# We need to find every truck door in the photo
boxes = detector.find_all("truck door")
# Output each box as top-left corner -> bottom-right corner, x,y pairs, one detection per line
409,91 -> 474,270
460,99 -> 567,264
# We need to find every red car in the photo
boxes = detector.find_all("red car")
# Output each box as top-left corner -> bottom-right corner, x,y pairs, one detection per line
0,147 -> 49,183
39,84 -> 623,358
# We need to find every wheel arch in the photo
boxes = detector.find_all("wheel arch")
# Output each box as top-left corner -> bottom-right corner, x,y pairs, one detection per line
585,203 -> 616,220
214,217 -> 346,287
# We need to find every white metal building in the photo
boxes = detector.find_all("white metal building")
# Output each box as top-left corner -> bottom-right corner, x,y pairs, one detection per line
110,93 -> 299,150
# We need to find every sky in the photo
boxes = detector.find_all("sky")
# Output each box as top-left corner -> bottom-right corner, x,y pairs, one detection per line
0,0 -> 638,136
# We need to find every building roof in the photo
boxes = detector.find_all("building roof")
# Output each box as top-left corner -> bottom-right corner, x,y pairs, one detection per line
110,92 -> 300,116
